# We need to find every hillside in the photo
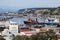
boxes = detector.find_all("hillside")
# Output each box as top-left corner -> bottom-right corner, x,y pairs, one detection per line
18,7 -> 56,14
18,7 -> 60,15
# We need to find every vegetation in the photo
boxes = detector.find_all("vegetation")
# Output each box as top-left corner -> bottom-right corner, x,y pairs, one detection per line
0,38 -> 5,40
0,27 -> 5,40
18,6 -> 60,15
12,29 -> 57,40
12,35 -> 29,40
0,27 -> 5,32
46,29 -> 57,40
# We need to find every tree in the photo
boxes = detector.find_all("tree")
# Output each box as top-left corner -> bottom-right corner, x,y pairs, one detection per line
30,35 -> 38,40
0,37 -> 5,40
12,35 -> 29,40
37,32 -> 48,40
0,27 -> 5,40
12,35 -> 21,40
46,29 -> 57,40
30,32 -> 49,40
21,35 -> 29,40
0,27 -> 5,32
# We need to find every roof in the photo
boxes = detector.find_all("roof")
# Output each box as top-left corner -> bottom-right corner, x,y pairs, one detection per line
23,31 -> 40,34
10,21 -> 16,23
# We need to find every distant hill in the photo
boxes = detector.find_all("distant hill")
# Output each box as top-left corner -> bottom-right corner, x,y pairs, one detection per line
18,7 -> 57,14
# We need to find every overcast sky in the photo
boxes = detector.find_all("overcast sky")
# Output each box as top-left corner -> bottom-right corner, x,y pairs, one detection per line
0,0 -> 60,9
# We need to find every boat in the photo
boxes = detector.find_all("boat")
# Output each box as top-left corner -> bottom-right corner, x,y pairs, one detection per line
24,18 -> 58,25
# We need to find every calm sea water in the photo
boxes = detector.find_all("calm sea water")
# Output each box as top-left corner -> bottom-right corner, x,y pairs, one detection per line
0,16 -> 54,24
9,17 -> 48,24
9,18 -> 28,24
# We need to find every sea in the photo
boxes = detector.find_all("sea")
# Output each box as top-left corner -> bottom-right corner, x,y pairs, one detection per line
9,17 -> 49,24
0,16 -> 55,24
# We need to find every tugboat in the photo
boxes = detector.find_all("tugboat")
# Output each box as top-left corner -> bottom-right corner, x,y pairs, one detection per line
24,18 -> 37,25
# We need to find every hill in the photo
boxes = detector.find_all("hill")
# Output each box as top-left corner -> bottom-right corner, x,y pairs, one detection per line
18,7 -> 60,15
18,7 -> 56,14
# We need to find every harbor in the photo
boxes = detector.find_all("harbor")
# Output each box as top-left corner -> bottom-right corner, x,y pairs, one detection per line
0,14 -> 60,34
0,14 -> 60,40
0,7 -> 60,40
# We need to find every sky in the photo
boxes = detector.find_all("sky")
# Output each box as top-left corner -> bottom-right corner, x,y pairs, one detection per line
0,0 -> 60,12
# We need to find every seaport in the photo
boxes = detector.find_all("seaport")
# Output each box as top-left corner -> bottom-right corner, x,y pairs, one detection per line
0,0 -> 60,39
0,7 -> 60,40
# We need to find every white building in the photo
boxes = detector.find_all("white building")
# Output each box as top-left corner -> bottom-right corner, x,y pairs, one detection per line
2,29 -> 9,36
9,21 -> 19,35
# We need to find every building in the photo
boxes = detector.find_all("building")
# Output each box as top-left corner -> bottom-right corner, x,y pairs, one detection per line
9,21 -> 19,35
0,22 -> 5,27
0,21 -> 10,28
